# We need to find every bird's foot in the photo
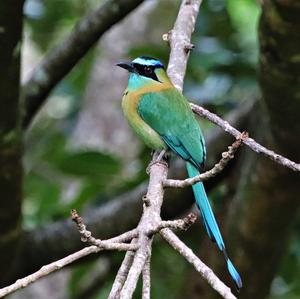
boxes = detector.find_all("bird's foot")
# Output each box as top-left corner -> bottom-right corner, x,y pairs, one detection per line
150,149 -> 155,157
146,150 -> 169,174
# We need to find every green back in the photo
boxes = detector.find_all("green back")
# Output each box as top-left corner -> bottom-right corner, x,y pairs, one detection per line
137,88 -> 206,167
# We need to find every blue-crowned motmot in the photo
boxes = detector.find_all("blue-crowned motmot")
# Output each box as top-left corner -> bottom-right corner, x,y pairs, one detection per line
117,56 -> 242,290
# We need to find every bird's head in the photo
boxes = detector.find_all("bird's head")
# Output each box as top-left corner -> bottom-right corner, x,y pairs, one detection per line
116,56 -> 171,90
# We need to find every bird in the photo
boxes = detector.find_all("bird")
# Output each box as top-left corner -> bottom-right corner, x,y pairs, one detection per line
116,56 -> 242,290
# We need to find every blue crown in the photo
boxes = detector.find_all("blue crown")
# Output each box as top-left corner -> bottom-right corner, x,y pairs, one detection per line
132,56 -> 164,68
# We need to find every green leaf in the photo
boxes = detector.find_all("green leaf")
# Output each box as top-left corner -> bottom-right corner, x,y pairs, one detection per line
23,174 -> 61,227
55,151 -> 121,180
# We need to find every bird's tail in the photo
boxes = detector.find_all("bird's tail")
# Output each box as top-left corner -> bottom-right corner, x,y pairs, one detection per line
186,162 -> 242,290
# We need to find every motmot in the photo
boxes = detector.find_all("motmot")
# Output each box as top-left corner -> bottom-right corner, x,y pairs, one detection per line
117,56 -> 242,290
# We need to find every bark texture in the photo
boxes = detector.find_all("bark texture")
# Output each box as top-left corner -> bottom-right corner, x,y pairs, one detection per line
0,0 -> 23,285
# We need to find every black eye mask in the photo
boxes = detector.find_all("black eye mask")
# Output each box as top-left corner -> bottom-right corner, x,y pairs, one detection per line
133,63 -> 162,82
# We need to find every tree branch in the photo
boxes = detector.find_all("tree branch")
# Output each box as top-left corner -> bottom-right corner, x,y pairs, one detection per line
120,238 -> 152,299
0,212 -> 141,298
191,103 -> 300,172
160,228 -> 237,299
142,254 -> 151,299
0,246 -> 99,298
108,240 -> 137,299
118,156 -> 168,299
22,0 -> 144,128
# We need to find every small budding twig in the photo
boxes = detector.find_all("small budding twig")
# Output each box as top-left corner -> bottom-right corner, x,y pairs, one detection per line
164,132 -> 248,188
162,31 -> 172,45
158,213 -> 197,231
184,42 -> 195,53
71,209 -> 139,252
142,195 -> 151,207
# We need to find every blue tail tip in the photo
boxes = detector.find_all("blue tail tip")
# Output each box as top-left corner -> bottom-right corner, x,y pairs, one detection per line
227,259 -> 243,290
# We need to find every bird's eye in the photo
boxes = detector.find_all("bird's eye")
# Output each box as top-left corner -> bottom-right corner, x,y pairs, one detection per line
144,66 -> 152,75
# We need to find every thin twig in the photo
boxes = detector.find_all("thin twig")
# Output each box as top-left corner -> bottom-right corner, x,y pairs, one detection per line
108,240 -> 137,299
0,246 -> 100,298
157,213 -> 197,231
106,229 -> 138,244
71,209 -> 138,244
164,132 -> 247,188
160,228 -> 237,299
191,103 -> 300,172
0,234 -> 141,299
71,209 -> 138,251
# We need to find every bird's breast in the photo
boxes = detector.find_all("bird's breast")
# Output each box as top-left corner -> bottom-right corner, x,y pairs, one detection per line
122,90 -> 166,150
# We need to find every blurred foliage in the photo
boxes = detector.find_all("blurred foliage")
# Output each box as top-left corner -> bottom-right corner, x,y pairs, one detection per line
24,0 -> 100,51
22,0 -> 111,228
24,130 -> 122,227
184,0 -> 259,118
22,0 -> 300,298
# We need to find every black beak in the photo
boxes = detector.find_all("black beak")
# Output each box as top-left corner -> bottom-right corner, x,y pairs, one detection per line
116,61 -> 135,72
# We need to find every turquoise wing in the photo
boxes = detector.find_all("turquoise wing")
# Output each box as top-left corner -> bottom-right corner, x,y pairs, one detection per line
137,88 -> 206,167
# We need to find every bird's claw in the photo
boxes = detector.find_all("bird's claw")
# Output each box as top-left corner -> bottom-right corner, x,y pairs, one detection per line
146,150 -> 169,174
